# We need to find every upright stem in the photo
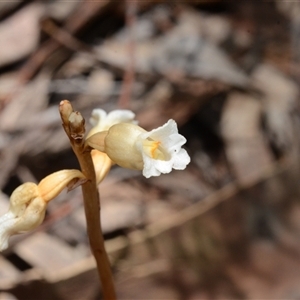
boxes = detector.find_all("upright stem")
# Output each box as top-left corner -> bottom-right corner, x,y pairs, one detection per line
75,149 -> 116,300
59,101 -> 116,300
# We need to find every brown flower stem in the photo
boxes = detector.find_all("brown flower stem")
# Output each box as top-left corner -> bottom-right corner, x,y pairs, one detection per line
59,100 -> 116,300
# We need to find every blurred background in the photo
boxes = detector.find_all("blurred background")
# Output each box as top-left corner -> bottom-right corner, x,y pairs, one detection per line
1,0 -> 300,299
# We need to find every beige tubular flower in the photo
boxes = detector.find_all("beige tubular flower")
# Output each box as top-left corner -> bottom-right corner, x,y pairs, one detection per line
89,119 -> 191,178
0,183 -> 45,251
0,170 -> 85,251
87,109 -> 138,184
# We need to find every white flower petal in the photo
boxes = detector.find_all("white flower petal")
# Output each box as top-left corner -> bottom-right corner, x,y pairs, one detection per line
90,109 -> 137,131
88,109 -> 138,140
137,119 -> 190,178
154,160 -> 173,174
172,148 -> 191,170
0,211 -> 15,224
144,120 -> 186,150
0,203 -> 47,251
0,217 -> 18,251
142,156 -> 162,178
90,109 -> 107,127
105,110 -> 137,127
167,133 -> 187,149
0,213 -> 17,251
144,119 -> 178,140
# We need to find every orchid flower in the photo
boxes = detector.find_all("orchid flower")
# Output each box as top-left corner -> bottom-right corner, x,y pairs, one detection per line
87,119 -> 190,178
0,170 -> 85,251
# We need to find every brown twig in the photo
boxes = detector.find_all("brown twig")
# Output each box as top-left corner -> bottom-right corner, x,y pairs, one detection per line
41,19 -> 93,54
59,100 -> 116,300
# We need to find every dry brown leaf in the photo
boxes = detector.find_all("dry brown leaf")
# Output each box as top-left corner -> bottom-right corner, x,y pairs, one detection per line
221,93 -> 273,183
0,4 -> 44,67
0,72 -> 50,131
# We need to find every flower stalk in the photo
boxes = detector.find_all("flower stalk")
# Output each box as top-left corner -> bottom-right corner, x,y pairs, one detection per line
59,100 -> 116,300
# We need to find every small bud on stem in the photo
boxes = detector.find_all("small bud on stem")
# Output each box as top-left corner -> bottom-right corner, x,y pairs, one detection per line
68,111 -> 85,140
59,100 -> 73,132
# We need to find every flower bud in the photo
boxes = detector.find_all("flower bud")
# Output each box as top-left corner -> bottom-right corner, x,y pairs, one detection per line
59,100 -> 73,125
68,111 -> 85,140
